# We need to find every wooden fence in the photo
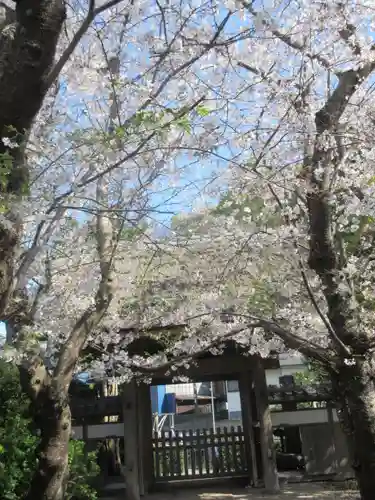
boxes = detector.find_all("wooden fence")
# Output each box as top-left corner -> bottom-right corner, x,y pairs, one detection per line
152,426 -> 247,481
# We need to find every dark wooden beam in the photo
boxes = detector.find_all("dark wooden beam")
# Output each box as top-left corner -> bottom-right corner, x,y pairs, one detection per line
70,383 -> 333,422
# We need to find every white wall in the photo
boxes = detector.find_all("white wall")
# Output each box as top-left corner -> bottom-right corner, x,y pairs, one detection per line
227,391 -> 241,414
278,353 -> 304,366
165,382 -> 203,395
267,353 -> 305,386
227,355 -> 307,414
272,408 -> 338,426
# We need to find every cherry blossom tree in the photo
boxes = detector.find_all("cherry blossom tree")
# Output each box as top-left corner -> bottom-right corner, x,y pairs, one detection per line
224,5 -> 375,498
0,1 -> 240,498
4,0 -> 375,498
92,2 -> 375,498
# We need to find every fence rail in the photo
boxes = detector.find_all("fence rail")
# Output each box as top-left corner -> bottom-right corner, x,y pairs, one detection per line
152,426 -> 247,481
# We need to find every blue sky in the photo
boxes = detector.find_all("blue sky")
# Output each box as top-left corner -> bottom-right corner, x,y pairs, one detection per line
52,17 -> 239,230
51,0 -> 375,230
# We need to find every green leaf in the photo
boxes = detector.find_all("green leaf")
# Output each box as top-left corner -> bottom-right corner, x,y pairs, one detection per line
196,105 -> 210,117
0,360 -> 100,499
176,116 -> 191,134
114,125 -> 126,138
132,110 -> 158,126
120,223 -> 147,241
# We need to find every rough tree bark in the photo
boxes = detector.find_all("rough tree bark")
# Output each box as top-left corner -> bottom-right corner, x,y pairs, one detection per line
20,357 -> 71,500
0,0 -> 66,317
0,4 -> 122,498
303,62 -> 375,500
0,3 -> 68,497
20,51 -> 118,497
331,362 -> 375,499
299,54 -> 375,500
19,269 -> 115,500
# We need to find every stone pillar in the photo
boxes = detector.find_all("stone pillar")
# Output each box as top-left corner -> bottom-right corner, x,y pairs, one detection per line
239,371 -> 259,487
253,357 -> 279,493
122,381 -> 141,500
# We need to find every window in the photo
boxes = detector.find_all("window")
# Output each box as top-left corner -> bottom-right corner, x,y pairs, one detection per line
227,380 -> 239,392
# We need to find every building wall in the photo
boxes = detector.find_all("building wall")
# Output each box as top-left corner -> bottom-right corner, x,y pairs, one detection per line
278,353 -> 304,366
267,353 -> 305,386
227,391 -> 241,419
165,381 -> 222,397
227,354 -> 306,415
266,365 -> 305,386
165,382 -> 203,396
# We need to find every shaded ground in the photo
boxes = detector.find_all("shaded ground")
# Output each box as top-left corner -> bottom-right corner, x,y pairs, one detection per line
145,484 -> 359,500
100,482 -> 360,500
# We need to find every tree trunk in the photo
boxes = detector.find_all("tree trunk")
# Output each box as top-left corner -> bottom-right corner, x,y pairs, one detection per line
333,360 -> 375,500
0,0 -> 66,318
25,388 -> 71,500
19,359 -> 72,500
0,218 -> 20,315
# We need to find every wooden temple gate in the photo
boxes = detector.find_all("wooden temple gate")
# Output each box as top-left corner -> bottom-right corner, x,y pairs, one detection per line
70,368 -> 342,497
120,353 -> 280,500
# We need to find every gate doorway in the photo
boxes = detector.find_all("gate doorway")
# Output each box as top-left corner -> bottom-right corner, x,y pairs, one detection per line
150,377 -> 249,483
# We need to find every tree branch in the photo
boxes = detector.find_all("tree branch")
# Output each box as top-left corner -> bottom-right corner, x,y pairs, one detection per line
124,315 -> 335,376
256,318 -> 336,369
242,1 -> 332,71
267,182 -> 351,357
45,0 -> 127,90
306,49 -> 375,352
52,54 -> 121,390
52,179 -> 116,390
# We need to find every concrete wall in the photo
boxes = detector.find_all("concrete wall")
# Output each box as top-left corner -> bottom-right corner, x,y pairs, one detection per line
300,422 -> 352,477
272,408 -> 338,426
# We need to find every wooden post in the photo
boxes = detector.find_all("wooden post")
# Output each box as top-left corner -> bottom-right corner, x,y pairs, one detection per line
253,358 -> 280,493
239,371 -> 259,486
123,381 -> 141,500
138,383 -> 154,493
